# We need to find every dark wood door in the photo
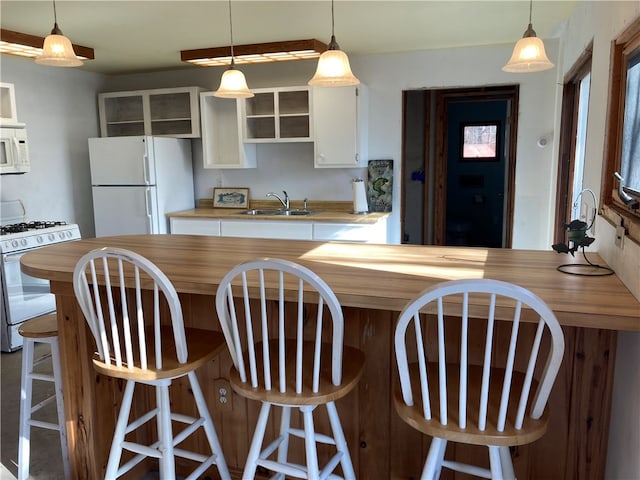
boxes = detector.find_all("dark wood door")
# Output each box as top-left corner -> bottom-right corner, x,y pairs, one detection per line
445,99 -> 508,247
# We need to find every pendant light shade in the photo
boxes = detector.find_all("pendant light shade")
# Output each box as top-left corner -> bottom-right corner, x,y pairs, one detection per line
214,0 -> 253,98
215,62 -> 254,98
502,0 -> 553,73
308,0 -> 360,86
35,0 -> 82,67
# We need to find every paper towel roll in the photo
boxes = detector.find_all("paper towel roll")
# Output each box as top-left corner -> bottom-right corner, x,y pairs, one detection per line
352,179 -> 369,213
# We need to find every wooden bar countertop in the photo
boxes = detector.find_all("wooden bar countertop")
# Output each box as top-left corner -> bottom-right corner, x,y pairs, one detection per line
19,234 -> 640,480
21,234 -> 639,331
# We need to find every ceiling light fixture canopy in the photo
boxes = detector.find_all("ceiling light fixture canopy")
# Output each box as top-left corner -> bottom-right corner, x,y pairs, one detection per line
308,0 -> 360,87
502,0 -> 554,73
35,0 -> 83,67
214,0 -> 253,98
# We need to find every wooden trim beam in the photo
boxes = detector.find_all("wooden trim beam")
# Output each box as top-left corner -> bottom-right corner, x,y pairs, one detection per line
181,39 -> 327,63
1,28 -> 95,60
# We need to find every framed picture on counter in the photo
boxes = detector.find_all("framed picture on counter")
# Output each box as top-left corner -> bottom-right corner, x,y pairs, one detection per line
213,187 -> 249,209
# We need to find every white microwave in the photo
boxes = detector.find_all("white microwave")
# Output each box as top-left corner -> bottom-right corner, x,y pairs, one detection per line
0,127 -> 29,174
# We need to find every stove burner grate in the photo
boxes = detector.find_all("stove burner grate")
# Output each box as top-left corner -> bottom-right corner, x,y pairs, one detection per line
0,221 -> 68,235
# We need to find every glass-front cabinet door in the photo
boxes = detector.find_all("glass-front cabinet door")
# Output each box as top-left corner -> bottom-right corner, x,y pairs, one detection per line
242,87 -> 312,142
99,87 -> 202,138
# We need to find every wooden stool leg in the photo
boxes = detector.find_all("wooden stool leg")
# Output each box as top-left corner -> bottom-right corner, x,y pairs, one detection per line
499,446 -> 515,479
326,401 -> 355,479
105,380 -> 136,480
18,338 -> 35,480
276,405 -> 292,470
301,405 -> 320,480
243,402 -> 272,479
421,438 -> 447,480
488,446 -> 503,480
187,371 -> 231,480
157,381 -> 175,479
50,338 -> 70,479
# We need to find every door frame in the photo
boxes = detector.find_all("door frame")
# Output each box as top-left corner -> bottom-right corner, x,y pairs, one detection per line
432,86 -> 518,246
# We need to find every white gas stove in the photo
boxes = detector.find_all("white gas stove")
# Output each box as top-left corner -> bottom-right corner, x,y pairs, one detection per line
0,221 -> 81,253
0,205 -> 82,351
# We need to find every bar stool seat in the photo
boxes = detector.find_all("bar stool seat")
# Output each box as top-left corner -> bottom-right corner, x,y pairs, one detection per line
18,312 -> 70,480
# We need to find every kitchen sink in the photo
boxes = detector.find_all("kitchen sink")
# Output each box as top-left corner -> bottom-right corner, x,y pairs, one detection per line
240,209 -> 282,216
240,209 -> 314,216
278,209 -> 314,216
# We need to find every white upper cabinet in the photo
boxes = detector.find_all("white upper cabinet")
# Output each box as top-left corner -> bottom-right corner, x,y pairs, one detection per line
99,87 -> 202,138
313,84 -> 368,168
241,87 -> 312,143
200,92 -> 257,169
198,84 -> 368,169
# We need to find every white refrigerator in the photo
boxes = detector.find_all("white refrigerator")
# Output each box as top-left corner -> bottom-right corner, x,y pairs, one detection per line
89,136 -> 194,237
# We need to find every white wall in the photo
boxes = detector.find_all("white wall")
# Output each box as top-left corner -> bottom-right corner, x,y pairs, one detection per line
0,55 -> 104,238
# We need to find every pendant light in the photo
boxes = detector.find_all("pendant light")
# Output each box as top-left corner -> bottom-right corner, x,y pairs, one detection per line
308,0 -> 360,87
35,0 -> 82,67
214,0 -> 253,98
502,0 -> 554,73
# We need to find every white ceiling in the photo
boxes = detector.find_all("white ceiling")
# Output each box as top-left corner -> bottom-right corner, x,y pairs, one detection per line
1,1 -> 577,75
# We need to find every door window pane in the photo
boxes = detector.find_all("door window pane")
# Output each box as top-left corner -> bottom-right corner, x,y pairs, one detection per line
461,123 -> 498,160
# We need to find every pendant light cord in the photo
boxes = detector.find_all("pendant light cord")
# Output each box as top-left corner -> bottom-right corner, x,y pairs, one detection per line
523,0 -> 536,38
228,0 -> 235,66
50,0 -> 63,35
331,0 -> 335,37
327,0 -> 339,50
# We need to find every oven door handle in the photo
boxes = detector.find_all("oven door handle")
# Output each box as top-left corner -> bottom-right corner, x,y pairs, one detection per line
3,252 -> 25,263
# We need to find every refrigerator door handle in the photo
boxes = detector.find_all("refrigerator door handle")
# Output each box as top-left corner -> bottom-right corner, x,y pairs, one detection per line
144,188 -> 153,232
143,154 -> 150,185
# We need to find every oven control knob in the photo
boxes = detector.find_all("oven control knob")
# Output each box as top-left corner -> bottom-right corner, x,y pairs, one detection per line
11,240 -> 19,248
20,239 -> 27,247
58,232 -> 65,240
66,231 -> 73,238
48,233 -> 55,241
37,235 -> 44,244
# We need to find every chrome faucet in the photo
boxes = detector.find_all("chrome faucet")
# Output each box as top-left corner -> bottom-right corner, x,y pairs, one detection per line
267,190 -> 289,210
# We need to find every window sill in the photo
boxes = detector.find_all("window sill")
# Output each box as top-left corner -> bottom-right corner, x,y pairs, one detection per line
601,201 -> 640,245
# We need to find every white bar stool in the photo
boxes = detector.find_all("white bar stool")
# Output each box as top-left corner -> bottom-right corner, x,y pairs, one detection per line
18,312 -> 70,480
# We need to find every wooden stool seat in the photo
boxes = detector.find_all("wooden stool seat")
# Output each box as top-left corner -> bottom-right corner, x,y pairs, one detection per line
18,313 -> 70,480
91,327 -> 227,381
231,341 -> 365,406
18,312 -> 58,339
